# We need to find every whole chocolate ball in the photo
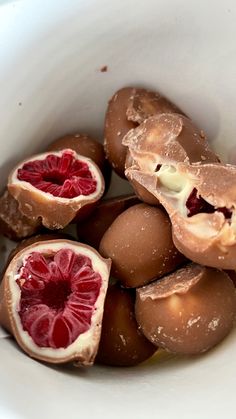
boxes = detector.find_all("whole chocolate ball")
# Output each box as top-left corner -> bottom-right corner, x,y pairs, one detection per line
77,194 -> 139,249
99,203 -> 185,287
96,284 -> 156,366
135,264 -> 236,354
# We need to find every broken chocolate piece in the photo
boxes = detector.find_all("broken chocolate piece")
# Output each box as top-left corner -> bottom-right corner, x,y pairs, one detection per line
135,263 -> 236,354
8,149 -> 105,229
0,190 -> 41,241
0,239 -> 111,365
127,162 -> 236,269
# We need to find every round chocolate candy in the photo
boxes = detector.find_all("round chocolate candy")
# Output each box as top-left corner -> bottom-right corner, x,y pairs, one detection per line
135,263 -> 236,354
104,87 -> 137,178
77,194 -> 139,249
96,284 -> 156,366
99,203 -> 186,287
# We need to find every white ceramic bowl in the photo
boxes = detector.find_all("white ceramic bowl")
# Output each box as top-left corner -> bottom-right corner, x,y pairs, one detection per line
0,1 -> 236,418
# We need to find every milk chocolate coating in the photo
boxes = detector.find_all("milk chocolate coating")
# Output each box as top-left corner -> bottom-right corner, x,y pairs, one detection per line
128,163 -> 236,269
123,113 -> 219,205
0,239 -> 111,365
126,88 -> 184,124
77,194 -> 139,249
104,87 -> 137,178
0,190 -> 41,241
96,284 -> 156,366
8,150 -> 105,230
104,88 -> 185,178
135,264 -> 236,354
225,270 -> 236,287
126,151 -> 159,205
123,113 -> 219,173
6,232 -> 73,266
48,133 -> 111,189
99,203 -> 186,287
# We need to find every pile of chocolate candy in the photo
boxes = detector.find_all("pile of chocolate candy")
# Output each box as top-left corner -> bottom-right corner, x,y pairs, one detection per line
0,87 -> 235,367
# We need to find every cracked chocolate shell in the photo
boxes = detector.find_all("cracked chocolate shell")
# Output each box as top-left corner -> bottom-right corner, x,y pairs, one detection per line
127,162 -> 236,269
0,190 -> 41,241
0,239 -> 111,365
123,113 -> 219,205
135,263 -> 236,354
8,149 -> 105,229
123,113 -> 219,173
104,88 -> 184,178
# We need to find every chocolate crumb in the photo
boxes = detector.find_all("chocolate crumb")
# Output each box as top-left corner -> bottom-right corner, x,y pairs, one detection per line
100,65 -> 108,73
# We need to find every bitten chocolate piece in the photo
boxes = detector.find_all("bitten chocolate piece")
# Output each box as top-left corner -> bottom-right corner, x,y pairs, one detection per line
0,239 -> 111,365
0,190 -> 41,240
123,113 -> 219,205
135,264 -> 236,355
124,113 -> 219,173
8,149 -> 105,230
77,194 -> 139,249
127,162 -> 236,269
104,88 -> 185,178
99,203 -> 186,287
96,284 -> 156,366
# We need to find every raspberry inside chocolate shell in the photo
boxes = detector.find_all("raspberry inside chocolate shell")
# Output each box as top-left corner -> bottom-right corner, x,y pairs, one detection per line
8,150 -> 104,229
186,188 -> 232,219
17,151 -> 97,198
17,249 -> 101,348
0,240 -> 111,365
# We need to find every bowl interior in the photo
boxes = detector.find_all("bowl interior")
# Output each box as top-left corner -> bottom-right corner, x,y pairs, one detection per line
0,1 -> 236,418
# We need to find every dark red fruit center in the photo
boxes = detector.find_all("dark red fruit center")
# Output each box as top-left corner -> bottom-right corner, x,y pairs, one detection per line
17,249 -> 102,349
17,151 -> 97,198
186,188 -> 232,219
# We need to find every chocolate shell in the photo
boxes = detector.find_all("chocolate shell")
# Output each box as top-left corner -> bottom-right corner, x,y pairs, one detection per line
135,264 -> 236,354
96,284 -> 156,366
99,203 -> 186,287
0,239 -> 111,365
123,113 -> 219,174
0,190 -> 41,241
123,113 -> 219,205
8,149 -> 105,229
104,87 -> 137,178
127,162 -> 236,269
126,88 -> 184,124
104,88 -> 185,178
77,194 -> 140,249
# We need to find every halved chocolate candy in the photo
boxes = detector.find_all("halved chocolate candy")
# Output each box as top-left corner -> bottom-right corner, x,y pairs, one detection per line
123,113 -> 219,205
127,162 -> 236,269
